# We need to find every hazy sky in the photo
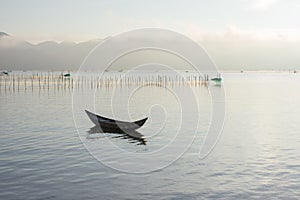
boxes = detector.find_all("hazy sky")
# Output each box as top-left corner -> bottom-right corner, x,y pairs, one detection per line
1,0 -> 300,43
1,0 -> 300,70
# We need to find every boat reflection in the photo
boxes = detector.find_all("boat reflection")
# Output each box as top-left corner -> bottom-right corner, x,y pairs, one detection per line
87,126 -> 146,145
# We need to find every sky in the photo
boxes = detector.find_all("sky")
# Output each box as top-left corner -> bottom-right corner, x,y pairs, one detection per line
0,0 -> 300,70
1,0 -> 300,43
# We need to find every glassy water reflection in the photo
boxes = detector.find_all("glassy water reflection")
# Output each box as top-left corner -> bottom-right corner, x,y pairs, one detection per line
0,72 -> 299,199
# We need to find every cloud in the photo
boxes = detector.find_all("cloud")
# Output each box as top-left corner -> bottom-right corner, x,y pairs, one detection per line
194,25 -> 300,42
198,26 -> 300,70
249,0 -> 281,11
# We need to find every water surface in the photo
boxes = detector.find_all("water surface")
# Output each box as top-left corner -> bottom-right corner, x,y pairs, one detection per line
0,72 -> 299,199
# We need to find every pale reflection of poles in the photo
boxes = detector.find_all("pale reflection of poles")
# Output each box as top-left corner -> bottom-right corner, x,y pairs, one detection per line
31,76 -> 33,92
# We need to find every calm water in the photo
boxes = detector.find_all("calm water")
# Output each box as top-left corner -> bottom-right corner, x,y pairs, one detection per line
0,72 -> 299,199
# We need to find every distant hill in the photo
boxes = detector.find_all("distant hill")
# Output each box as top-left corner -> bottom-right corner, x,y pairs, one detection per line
0,32 -> 9,37
0,33 -> 100,70
1,32 -> 300,71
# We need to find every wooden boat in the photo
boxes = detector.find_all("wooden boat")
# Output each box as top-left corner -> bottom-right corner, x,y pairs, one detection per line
62,73 -> 71,78
211,73 -> 222,83
85,110 -> 148,132
1,71 -> 9,76
210,77 -> 222,82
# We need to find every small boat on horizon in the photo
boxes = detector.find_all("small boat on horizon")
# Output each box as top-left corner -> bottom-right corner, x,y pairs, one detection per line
63,73 -> 71,78
1,71 -> 9,76
211,73 -> 222,83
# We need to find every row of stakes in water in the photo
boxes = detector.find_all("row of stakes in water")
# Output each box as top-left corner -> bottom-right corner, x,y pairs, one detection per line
0,72 -> 211,92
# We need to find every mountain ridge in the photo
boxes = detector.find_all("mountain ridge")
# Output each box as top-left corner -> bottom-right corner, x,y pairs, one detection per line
0,33 -> 101,70
1,32 -> 300,71
0,32 -> 9,37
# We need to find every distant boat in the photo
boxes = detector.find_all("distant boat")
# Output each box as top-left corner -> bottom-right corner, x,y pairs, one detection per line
211,73 -> 222,83
1,71 -> 9,76
211,77 -> 222,82
63,73 -> 71,78
85,110 -> 148,132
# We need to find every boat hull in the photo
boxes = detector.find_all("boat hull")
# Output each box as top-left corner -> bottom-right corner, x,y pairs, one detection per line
85,110 -> 148,132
